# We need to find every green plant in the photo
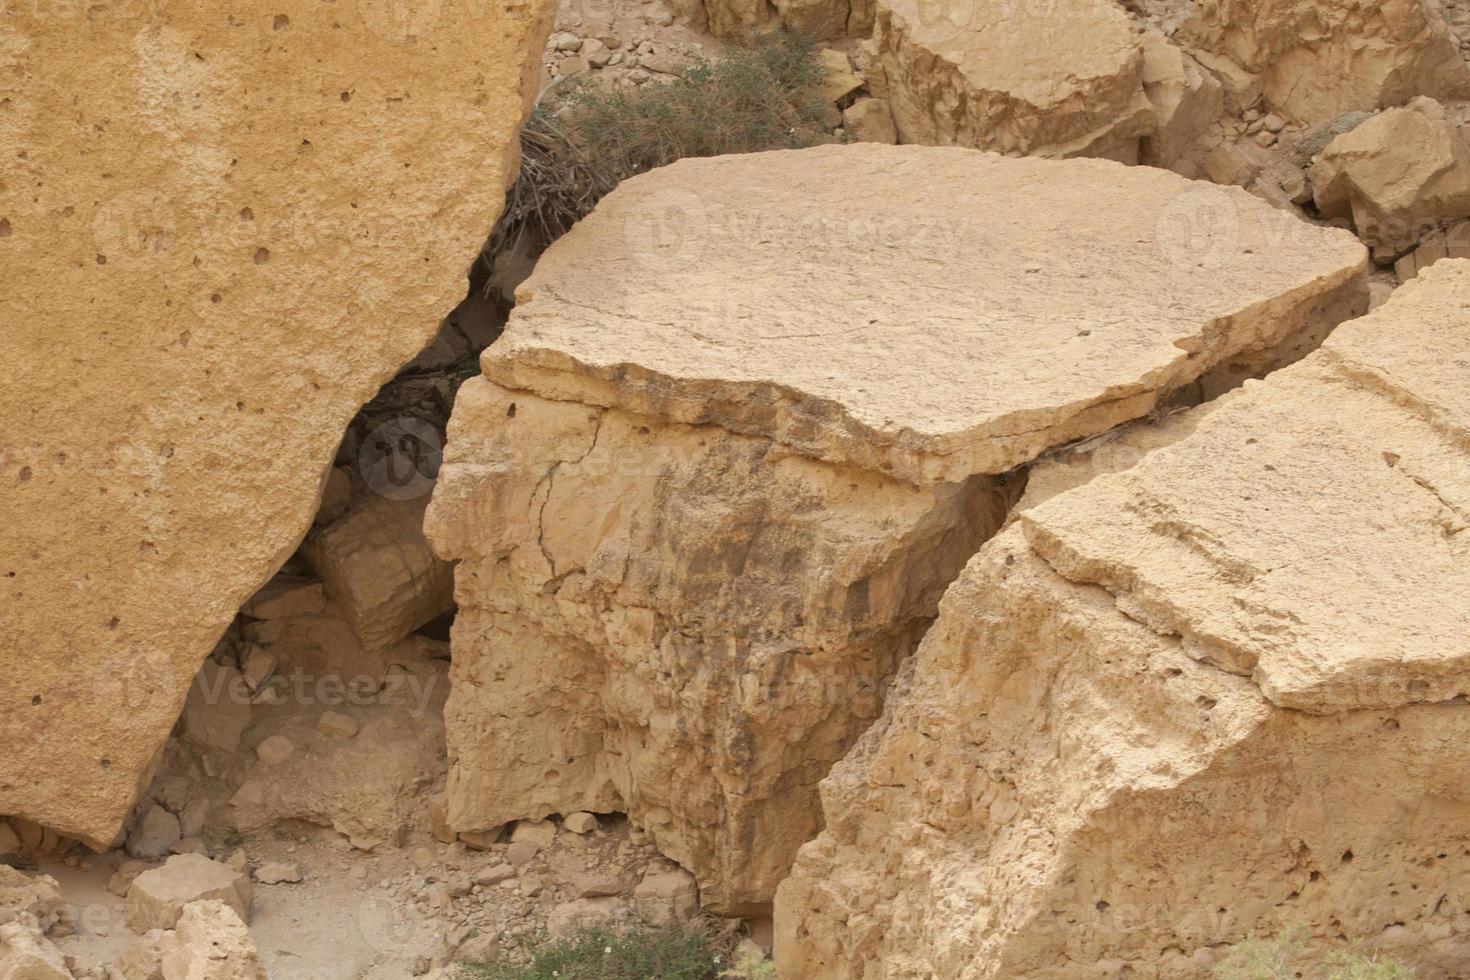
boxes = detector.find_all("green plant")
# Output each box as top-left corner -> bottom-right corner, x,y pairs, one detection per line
1212,926 -> 1415,980
481,31 -> 835,280
458,925 -> 729,980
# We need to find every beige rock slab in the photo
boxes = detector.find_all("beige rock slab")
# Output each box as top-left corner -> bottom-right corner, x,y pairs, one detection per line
126,854 -> 252,932
0,0 -> 553,846
1176,0 -> 1470,123
864,0 -> 1154,159
489,144 -> 1368,487
775,259 -> 1470,978
431,144 -> 1369,911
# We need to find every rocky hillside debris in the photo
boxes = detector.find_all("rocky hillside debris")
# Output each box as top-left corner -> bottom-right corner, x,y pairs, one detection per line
775,259 -> 1470,977
1172,0 -> 1470,124
0,0 -> 556,849
126,855 -> 252,932
303,494 -> 454,652
671,0 -> 867,39
1311,97 -> 1470,259
0,919 -> 71,979
865,0 -> 1155,159
425,143 -> 1368,912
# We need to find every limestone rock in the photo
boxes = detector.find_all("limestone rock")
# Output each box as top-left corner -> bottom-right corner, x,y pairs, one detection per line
0,867 -> 66,935
125,805 -> 182,861
158,901 -> 266,980
1175,0 -> 1470,123
865,0 -> 1155,159
562,812 -> 599,835
239,578 -> 327,622
303,494 -> 455,652
179,662 -> 253,756
1138,29 -> 1224,177
251,863 -> 301,885
0,921 -> 71,980
0,0 -> 553,848
1312,97 -> 1470,256
546,897 -> 625,938
633,869 -> 699,928
126,855 -> 252,932
427,145 -> 1368,910
841,99 -> 898,144
775,259 -> 1470,977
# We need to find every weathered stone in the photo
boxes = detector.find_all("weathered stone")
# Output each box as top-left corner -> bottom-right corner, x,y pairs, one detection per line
0,921 -> 71,980
1175,0 -> 1470,123
562,812 -> 599,835
817,48 -> 863,104
865,0 -> 1155,159
158,901 -> 266,980
1312,97 -> 1470,255
0,867 -> 66,935
0,0 -> 553,847
251,863 -> 301,885
776,259 -> 1470,977
633,869 -> 699,927
1138,29 -> 1225,178
126,855 -> 252,932
253,736 -> 294,768
239,578 -> 326,622
303,494 -> 455,652
125,805 -> 181,861
675,0 -> 865,39
509,819 -> 556,848
546,897 -> 625,938
841,99 -> 898,144
428,145 -> 1368,910
315,711 -> 359,739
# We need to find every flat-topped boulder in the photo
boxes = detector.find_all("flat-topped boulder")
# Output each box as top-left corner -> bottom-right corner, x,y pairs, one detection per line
861,0 -> 1154,158
776,260 -> 1470,976
427,144 -> 1367,911
490,145 -> 1366,485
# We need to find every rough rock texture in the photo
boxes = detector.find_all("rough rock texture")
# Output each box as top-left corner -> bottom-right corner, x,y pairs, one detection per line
1312,97 -> 1470,256
0,920 -> 71,980
427,144 -> 1368,911
1175,0 -> 1470,123
672,0 -> 869,41
0,0 -> 553,846
158,901 -> 267,980
126,855 -> 252,932
775,259 -> 1470,978
864,0 -> 1155,160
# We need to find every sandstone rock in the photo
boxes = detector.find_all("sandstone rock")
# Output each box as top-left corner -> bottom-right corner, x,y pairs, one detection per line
546,897 -> 625,938
313,468 -> 354,529
239,578 -> 326,622
562,812 -> 599,835
473,864 -> 515,887
0,0 -> 554,848
315,712 -> 359,739
1176,0 -> 1470,123
865,0 -> 1154,159
180,663 -> 252,756
251,863 -> 301,885
1138,29 -> 1225,177
253,736 -> 294,768
112,940 -> 166,980
509,819 -> 556,848
303,494 -> 455,652
571,870 -> 622,898
817,48 -> 863,104
125,806 -> 182,862
841,99 -> 898,144
0,921 -> 71,980
504,843 -> 540,867
0,868 -> 66,936
426,144 -> 1367,910
776,259 -> 1470,977
0,825 -> 17,860
126,855 -> 252,932
633,869 -> 698,927
158,901 -> 266,980
1312,97 -> 1470,255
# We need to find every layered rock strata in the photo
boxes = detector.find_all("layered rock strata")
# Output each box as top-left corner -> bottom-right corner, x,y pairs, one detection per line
426,144 -> 1368,911
0,0 -> 553,845
776,259 -> 1470,977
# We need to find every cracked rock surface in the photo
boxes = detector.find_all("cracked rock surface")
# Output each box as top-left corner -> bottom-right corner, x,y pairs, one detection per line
775,259 -> 1470,978
426,143 -> 1369,913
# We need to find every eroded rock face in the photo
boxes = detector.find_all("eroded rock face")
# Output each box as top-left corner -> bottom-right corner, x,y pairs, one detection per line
865,0 -> 1155,160
1175,0 -> 1470,123
775,259 -> 1470,978
427,144 -> 1368,911
0,0 -> 553,845
675,0 -> 869,40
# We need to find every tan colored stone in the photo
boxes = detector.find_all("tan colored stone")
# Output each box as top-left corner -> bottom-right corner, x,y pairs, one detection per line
817,48 -> 863,104
776,259 -> 1470,977
841,98 -> 898,144
1312,97 -> 1470,255
158,901 -> 266,980
126,855 -> 252,932
239,578 -> 327,622
303,494 -> 455,652
633,869 -> 699,927
1138,29 -> 1224,177
865,0 -> 1154,159
179,662 -> 253,756
428,145 -> 1368,910
0,921 -> 71,980
315,711 -> 359,739
546,897 -> 625,938
0,868 -> 66,935
0,0 -> 553,848
562,812 -> 599,835
1176,0 -> 1470,123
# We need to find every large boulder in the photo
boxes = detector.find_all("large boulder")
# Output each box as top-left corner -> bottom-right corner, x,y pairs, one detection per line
1311,97 -> 1470,257
426,144 -> 1367,911
776,259 -> 1470,977
0,0 -> 553,845
1175,0 -> 1470,123
865,0 -> 1155,160
126,854 -> 252,932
